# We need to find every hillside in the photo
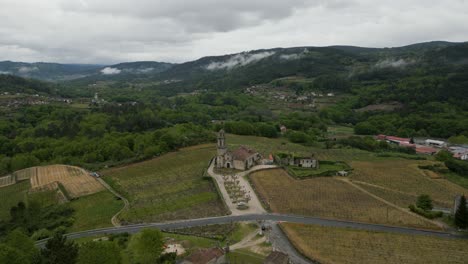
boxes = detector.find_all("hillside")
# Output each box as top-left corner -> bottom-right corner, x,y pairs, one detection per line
0,61 -> 102,81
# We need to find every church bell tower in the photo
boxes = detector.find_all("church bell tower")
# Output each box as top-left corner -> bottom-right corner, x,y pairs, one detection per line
217,129 -> 227,156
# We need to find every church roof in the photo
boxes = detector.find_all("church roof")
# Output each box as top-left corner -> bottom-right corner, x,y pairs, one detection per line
232,146 -> 257,161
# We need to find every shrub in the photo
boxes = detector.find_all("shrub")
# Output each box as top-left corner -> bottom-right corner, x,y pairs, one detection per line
408,205 -> 443,219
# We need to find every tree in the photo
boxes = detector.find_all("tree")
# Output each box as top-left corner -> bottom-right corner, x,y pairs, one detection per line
416,194 -> 433,211
0,244 -> 29,264
77,241 -> 122,264
41,233 -> 78,264
435,150 -> 453,162
128,229 -> 164,264
455,195 -> 468,229
6,229 -> 40,261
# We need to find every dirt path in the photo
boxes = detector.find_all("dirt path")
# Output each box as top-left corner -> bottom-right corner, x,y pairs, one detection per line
96,177 -> 129,227
207,161 -> 276,215
350,179 -> 450,207
338,177 -> 445,229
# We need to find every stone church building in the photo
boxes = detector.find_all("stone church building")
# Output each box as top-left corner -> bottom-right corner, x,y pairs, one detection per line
215,129 -> 262,170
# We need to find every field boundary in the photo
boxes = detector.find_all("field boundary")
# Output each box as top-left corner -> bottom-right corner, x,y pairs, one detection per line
96,177 -> 129,227
338,178 -> 444,230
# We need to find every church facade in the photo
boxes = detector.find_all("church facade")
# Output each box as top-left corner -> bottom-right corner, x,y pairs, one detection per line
215,129 -> 262,171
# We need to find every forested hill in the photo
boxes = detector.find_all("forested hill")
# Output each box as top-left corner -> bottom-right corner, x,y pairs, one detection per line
0,74 -> 60,95
141,41 -> 468,95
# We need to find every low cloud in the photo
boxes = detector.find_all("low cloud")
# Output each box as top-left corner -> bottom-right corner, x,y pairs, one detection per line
375,58 -> 414,68
279,48 -> 310,60
18,66 -> 38,73
0,71 -> 11,75
136,67 -> 154,73
206,51 -> 275,70
100,67 -> 121,75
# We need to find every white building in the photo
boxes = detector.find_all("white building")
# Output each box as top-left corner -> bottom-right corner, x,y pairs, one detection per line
425,139 -> 446,148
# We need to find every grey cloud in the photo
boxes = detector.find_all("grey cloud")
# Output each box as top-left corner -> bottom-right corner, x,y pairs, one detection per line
0,0 -> 467,64
18,66 -> 39,73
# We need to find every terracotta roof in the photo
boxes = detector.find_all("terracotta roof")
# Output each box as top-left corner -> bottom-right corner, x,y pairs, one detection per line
416,146 -> 438,154
386,136 -> 410,142
232,146 -> 257,161
184,248 -> 224,264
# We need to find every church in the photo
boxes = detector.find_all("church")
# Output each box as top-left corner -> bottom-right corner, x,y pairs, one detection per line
215,129 -> 262,171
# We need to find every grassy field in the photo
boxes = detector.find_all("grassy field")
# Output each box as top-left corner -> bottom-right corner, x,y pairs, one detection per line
327,125 -> 355,139
0,180 -> 30,220
250,169 -> 436,229
69,190 -> 123,232
350,160 -> 467,208
226,249 -> 265,264
281,223 -> 468,264
101,144 -> 228,223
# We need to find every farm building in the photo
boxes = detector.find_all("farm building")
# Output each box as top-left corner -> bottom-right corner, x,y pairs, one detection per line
215,129 -> 262,170
425,139 -> 447,148
449,146 -> 468,160
416,146 -> 438,155
275,153 -> 319,169
376,134 -> 411,144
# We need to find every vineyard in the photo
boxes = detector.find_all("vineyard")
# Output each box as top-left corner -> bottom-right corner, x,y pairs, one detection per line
250,169 -> 437,229
350,160 -> 467,207
101,144 -> 228,223
281,223 -> 468,264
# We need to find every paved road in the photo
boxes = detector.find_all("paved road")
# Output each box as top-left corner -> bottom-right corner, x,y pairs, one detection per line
36,213 -> 467,248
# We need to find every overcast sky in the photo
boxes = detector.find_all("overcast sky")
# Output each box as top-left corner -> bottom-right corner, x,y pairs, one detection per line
1,0 -> 467,64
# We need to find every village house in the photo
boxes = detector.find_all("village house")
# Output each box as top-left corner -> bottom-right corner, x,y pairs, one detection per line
376,134 -> 411,145
275,153 -> 319,169
425,139 -> 447,148
448,146 -> 468,160
215,129 -> 262,170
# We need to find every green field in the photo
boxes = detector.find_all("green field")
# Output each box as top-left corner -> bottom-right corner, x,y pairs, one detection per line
0,180 -> 30,220
69,191 -> 123,232
101,144 -> 229,223
226,249 -> 265,264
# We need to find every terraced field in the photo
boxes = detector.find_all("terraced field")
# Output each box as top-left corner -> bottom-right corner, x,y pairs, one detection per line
250,169 -> 437,229
28,165 -> 104,198
282,223 -> 468,264
0,175 -> 14,187
101,144 -> 228,223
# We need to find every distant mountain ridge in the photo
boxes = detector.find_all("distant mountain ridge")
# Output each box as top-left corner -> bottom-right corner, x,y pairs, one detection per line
1,41 -> 467,89
0,60 -> 175,81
